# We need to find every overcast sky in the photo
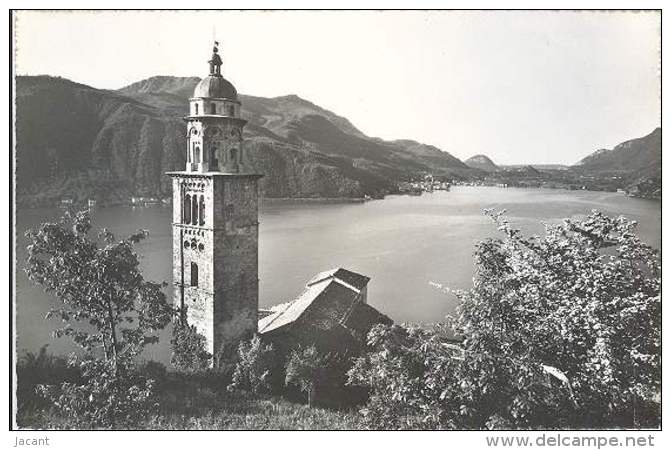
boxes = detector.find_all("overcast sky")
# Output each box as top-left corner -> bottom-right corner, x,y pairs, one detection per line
14,10 -> 660,165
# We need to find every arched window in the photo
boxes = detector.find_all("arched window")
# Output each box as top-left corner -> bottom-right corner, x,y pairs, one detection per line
230,148 -> 237,163
228,105 -> 235,116
193,145 -> 201,164
210,146 -> 218,169
210,103 -> 217,114
194,103 -> 199,115
190,262 -> 198,287
192,195 -> 199,225
184,194 -> 191,224
199,195 -> 205,225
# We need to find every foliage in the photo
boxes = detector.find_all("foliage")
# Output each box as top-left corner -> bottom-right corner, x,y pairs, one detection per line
347,323 -> 463,429
25,210 -> 173,366
137,360 -> 168,385
36,355 -> 158,429
227,335 -> 275,397
16,346 -> 80,415
18,349 -> 362,430
349,211 -> 661,429
20,373 -> 363,430
170,320 -> 212,373
285,345 -> 332,407
24,210 -> 174,428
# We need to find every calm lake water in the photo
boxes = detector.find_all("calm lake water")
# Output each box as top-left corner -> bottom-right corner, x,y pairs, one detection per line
14,187 -> 661,363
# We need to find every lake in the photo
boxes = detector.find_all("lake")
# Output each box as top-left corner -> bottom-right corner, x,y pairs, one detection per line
14,187 -> 661,363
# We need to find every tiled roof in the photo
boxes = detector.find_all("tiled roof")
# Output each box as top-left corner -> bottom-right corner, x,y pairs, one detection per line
258,268 -> 378,336
343,302 -> 393,338
258,279 -> 335,334
306,268 -> 370,292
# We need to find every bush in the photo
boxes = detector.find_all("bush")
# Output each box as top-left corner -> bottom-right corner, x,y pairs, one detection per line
227,336 -> 274,397
36,355 -> 159,429
347,324 -> 460,429
137,360 -> 168,385
170,322 -> 212,373
16,346 -> 79,419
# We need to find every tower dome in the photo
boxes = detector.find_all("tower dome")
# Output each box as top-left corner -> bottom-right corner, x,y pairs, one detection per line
193,75 -> 238,99
192,42 -> 238,100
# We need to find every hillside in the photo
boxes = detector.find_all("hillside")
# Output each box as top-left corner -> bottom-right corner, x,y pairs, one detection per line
575,128 -> 661,198
576,128 -> 661,173
14,75 -> 472,207
464,154 -> 499,172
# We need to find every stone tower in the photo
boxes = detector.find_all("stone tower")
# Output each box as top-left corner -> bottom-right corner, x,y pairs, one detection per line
167,42 -> 261,361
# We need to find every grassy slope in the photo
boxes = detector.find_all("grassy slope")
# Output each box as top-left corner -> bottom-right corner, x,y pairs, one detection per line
17,371 -> 364,430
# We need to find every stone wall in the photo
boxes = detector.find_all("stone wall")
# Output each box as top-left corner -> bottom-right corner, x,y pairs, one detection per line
212,175 -> 261,359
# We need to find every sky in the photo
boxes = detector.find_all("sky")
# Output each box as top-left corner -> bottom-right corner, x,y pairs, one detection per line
13,10 -> 660,165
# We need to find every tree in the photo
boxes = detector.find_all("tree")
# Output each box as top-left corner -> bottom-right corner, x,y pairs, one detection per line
285,345 -> 330,407
24,210 -> 174,428
349,210 -> 661,429
227,335 -> 274,396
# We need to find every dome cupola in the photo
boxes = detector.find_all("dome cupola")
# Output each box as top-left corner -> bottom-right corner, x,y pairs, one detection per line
184,40 -> 246,174
192,42 -> 238,100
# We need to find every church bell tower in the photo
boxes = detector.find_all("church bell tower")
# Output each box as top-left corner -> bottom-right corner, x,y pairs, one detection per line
167,42 -> 261,361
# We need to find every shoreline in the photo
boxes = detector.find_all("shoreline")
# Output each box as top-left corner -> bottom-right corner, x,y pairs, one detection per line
261,197 -> 367,204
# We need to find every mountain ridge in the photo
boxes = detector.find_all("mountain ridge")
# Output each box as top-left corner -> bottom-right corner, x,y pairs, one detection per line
576,127 -> 661,172
14,75 -> 661,206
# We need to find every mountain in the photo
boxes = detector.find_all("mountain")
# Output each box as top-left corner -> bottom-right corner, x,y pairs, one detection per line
575,128 -> 661,199
465,154 -> 499,172
576,128 -> 661,173
15,75 -> 472,207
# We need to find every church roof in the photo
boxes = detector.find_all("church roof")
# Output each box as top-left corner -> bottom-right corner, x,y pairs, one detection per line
193,75 -> 238,100
307,268 -> 370,292
259,279 -> 337,334
258,268 -> 373,335
342,301 -> 393,339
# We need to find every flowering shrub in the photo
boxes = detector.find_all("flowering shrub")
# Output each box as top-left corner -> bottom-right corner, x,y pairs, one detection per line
349,211 -> 660,429
348,323 -> 463,429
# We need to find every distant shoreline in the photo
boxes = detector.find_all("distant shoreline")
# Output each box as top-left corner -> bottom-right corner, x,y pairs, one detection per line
262,197 -> 367,204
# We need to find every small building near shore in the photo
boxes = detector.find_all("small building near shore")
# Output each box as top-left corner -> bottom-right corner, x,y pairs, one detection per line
258,267 -> 392,406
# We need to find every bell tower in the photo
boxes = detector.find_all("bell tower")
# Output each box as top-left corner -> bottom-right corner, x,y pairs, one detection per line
167,42 -> 261,362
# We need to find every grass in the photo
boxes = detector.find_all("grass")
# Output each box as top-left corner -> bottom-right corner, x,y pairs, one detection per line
145,397 -> 364,430
19,397 -> 364,430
